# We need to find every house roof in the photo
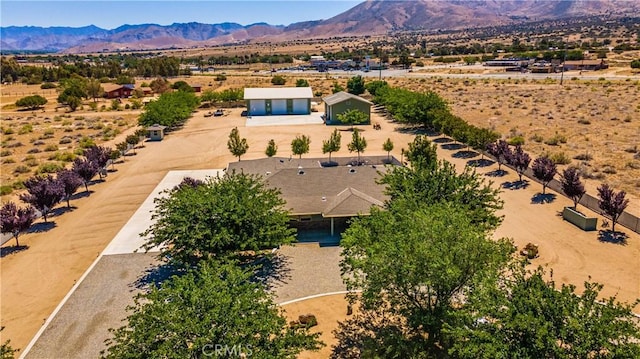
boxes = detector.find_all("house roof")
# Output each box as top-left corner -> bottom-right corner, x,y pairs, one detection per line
244,87 -> 313,100
103,83 -> 125,93
564,60 -> 606,65
323,91 -> 373,106
227,156 -> 398,217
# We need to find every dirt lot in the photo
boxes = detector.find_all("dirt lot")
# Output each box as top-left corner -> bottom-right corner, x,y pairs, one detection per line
1,72 -> 639,355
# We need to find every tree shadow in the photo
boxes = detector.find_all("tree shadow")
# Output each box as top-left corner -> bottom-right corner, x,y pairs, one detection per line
598,230 -> 628,245
252,252 -> 292,291
51,206 -> 76,216
485,169 -> 508,177
132,262 -> 180,290
70,190 -> 94,200
0,245 -> 29,258
467,158 -> 495,168
441,143 -> 465,151
452,150 -> 479,159
501,180 -> 530,190
531,193 -> 557,204
27,221 -> 57,233
432,137 -> 453,144
321,161 -> 339,167
107,168 -> 118,173
394,126 -> 431,135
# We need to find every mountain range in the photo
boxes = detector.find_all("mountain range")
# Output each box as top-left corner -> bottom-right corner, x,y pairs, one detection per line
1,0 -> 637,53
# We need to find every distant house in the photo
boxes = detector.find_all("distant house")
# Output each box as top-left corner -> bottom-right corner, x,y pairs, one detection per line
484,58 -> 532,67
103,84 -> 133,99
147,124 -> 166,141
228,156 -> 398,238
139,86 -> 153,96
563,59 -> 609,71
191,84 -> 202,93
323,92 -> 372,125
244,87 -> 313,116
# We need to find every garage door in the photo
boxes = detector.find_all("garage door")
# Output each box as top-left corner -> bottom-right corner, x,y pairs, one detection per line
249,100 -> 266,116
292,99 -> 308,114
272,99 -> 287,115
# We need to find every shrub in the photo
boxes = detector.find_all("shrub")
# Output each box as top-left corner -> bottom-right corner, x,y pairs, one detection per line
1,127 -> 14,135
44,144 -> 59,152
13,165 -> 30,174
2,157 -> 16,164
215,74 -> 227,81
631,59 -> 640,69
79,136 -> 96,148
0,185 -> 13,196
48,151 -> 76,162
544,134 -> 567,146
507,136 -> 525,146
574,153 -> 593,161
549,152 -> 572,165
59,137 -> 73,144
0,149 -> 12,157
602,165 -> 617,174
577,119 -> 591,125
27,147 -> 41,154
24,156 -> 38,167
530,134 -> 544,143
271,75 -> 286,85
40,82 -> 57,89
36,162 -> 63,174
18,124 -> 33,134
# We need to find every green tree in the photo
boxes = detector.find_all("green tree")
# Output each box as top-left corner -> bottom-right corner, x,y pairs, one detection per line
265,139 -> 277,157
1,326 -> 16,359
15,95 -> 47,110
331,81 -> 345,94
271,75 -> 286,85
126,134 -> 140,155
171,80 -> 194,92
103,260 -> 321,359
141,172 -> 295,268
295,79 -> 310,87
364,80 -> 388,96
138,91 -> 200,127
57,76 -> 88,111
227,127 -> 248,161
322,129 -> 341,163
346,75 -> 365,95
448,265 -> 640,359
382,138 -> 394,162
405,135 -> 438,169
86,78 -> 104,102
336,203 -> 513,357
291,134 -> 310,159
631,59 -> 640,69
149,77 -> 171,94
115,74 -> 135,85
347,128 -> 367,164
336,109 -> 368,130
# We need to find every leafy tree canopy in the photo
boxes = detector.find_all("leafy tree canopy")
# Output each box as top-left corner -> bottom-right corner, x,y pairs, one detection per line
346,75 -> 365,95
141,172 -> 295,268
336,109 -> 369,129
138,91 -> 200,127
291,134 -> 311,159
103,260 -> 322,359
295,79 -> 310,87
15,95 -> 47,110
227,127 -> 248,161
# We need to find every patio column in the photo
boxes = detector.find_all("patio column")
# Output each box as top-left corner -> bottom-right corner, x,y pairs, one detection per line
331,217 -> 334,237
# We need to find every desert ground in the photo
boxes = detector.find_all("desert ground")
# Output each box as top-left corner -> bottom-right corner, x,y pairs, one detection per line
1,69 -> 639,356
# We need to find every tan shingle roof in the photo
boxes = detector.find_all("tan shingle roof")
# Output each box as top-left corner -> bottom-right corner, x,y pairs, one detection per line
323,91 -> 372,106
227,157 -> 395,217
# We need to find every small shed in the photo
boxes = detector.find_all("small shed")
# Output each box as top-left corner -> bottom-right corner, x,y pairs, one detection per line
323,92 -> 372,125
103,84 -> 134,99
244,87 -> 313,116
191,84 -> 202,93
147,124 -> 167,141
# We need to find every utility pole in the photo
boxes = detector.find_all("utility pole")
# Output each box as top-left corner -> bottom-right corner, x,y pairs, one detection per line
560,40 -> 567,86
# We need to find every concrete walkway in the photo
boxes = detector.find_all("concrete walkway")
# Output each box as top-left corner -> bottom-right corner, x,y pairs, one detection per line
245,113 -> 324,127
102,169 -> 223,255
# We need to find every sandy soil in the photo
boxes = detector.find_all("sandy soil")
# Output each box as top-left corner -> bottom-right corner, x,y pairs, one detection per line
1,76 -> 639,354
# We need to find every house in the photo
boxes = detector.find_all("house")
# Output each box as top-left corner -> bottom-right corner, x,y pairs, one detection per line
139,86 -> 153,96
103,84 -> 133,99
563,59 -> 609,71
191,84 -> 202,93
146,124 -> 166,141
227,156 -> 398,239
323,91 -> 372,125
244,87 -> 313,116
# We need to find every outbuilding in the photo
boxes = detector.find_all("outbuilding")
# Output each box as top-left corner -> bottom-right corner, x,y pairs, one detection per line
147,124 -> 167,141
244,87 -> 313,116
323,91 -> 372,125
103,84 -> 133,99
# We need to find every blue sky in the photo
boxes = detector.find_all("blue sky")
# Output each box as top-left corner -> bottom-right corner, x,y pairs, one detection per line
1,0 -> 362,28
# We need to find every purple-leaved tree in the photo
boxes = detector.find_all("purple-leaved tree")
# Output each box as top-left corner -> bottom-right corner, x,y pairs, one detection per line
486,140 -> 512,171
560,167 -> 586,210
507,144 -> 531,182
84,145 -> 111,179
0,202 -> 36,247
57,168 -> 84,208
531,156 -> 557,194
597,184 -> 629,233
19,175 -> 64,223
72,158 -> 98,193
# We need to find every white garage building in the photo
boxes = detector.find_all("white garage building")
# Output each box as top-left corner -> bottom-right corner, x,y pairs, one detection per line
244,87 -> 313,116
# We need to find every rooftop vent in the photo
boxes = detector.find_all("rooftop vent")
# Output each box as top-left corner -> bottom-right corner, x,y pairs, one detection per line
322,196 -> 326,201
265,171 -> 271,175
298,170 -> 305,175
349,168 -> 356,174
